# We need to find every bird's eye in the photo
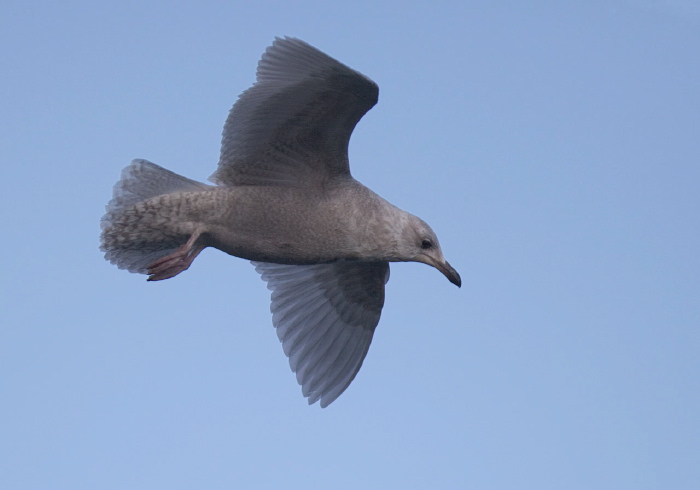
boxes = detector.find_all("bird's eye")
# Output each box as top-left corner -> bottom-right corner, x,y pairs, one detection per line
421,239 -> 433,250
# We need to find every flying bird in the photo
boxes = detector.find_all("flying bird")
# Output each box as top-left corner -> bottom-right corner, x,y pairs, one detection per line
100,37 -> 460,407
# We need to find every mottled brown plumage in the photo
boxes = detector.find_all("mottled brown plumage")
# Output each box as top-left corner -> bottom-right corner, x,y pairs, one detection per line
100,37 -> 460,407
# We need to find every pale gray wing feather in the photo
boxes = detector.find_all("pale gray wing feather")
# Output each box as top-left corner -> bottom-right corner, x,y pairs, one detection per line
211,37 -> 378,187
253,260 -> 390,407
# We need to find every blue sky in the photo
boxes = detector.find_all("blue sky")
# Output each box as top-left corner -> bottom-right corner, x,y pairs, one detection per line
1,1 -> 699,489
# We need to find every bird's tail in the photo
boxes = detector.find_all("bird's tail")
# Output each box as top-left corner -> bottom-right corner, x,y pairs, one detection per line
100,159 -> 210,274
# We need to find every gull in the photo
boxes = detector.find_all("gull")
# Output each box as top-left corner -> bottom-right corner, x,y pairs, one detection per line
100,37 -> 461,407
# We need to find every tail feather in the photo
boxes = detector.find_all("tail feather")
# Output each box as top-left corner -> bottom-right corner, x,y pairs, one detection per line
100,159 -> 210,274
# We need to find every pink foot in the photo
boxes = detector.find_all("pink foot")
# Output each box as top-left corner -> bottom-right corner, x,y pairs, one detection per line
146,231 -> 204,281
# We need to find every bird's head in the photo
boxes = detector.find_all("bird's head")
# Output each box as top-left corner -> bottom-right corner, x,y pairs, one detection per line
400,215 -> 461,287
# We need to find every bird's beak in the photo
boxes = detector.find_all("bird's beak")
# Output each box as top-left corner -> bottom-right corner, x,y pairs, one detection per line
418,255 -> 462,288
438,260 -> 461,288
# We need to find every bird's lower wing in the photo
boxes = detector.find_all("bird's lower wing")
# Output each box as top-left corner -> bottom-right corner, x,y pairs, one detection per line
253,260 -> 390,407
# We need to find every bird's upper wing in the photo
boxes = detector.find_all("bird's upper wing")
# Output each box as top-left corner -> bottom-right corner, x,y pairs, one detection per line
253,260 -> 390,407
210,37 -> 378,187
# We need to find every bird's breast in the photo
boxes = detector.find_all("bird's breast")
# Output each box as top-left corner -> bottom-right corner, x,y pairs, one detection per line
200,185 -> 379,264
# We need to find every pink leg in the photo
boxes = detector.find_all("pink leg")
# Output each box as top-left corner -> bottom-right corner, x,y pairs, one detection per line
146,230 -> 205,281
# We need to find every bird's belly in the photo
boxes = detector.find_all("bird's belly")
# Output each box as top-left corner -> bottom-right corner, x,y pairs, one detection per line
201,187 -> 353,265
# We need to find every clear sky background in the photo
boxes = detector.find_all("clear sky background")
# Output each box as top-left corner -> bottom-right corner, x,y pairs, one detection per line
1,1 -> 698,489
